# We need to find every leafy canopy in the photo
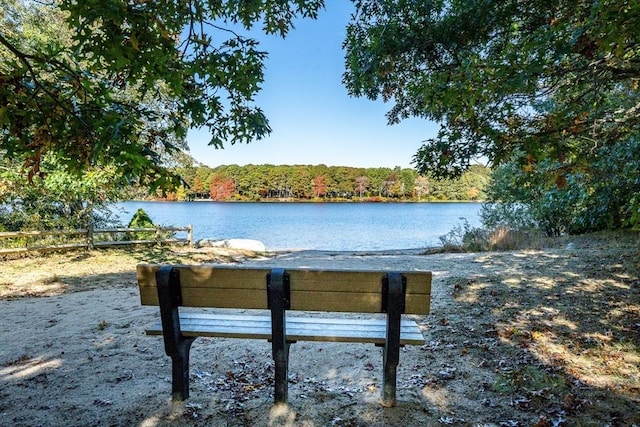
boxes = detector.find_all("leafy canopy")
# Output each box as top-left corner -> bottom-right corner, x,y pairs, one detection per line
0,154 -> 123,231
1,0 -> 323,188
343,0 -> 640,179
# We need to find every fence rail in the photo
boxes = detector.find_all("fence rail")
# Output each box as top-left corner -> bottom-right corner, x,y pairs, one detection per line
0,225 -> 193,256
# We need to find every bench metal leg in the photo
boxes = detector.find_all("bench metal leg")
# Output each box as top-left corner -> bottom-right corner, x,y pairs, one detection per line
382,340 -> 400,407
268,268 -> 291,404
170,337 -> 196,401
381,272 -> 404,407
156,266 -> 197,401
274,342 -> 291,404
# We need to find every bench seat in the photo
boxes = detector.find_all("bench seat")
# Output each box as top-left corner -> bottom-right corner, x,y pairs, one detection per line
145,312 -> 425,345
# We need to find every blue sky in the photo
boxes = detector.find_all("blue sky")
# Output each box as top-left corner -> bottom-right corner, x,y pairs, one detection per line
187,2 -> 440,169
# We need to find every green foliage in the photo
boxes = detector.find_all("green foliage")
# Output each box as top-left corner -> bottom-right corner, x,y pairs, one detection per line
628,196 -> 640,231
0,156 -> 122,231
482,137 -> 640,235
127,209 -> 155,241
128,209 -> 154,229
481,159 -> 570,236
167,162 -> 492,202
344,0 -> 640,184
1,0 -> 324,189
438,219 -> 478,252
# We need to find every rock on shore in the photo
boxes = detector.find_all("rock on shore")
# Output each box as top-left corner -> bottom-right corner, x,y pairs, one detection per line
196,238 -> 266,252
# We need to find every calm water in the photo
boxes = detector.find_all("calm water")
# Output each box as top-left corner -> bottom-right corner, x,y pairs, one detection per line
114,201 -> 482,251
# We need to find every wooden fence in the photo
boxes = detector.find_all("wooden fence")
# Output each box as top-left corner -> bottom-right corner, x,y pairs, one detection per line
0,225 -> 193,256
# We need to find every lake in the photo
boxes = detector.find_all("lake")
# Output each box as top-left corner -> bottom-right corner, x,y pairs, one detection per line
114,201 -> 482,251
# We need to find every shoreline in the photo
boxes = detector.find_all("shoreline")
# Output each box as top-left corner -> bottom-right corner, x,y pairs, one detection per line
125,198 -> 484,204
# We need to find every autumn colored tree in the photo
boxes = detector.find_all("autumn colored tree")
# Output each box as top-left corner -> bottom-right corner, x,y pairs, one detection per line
149,161 -> 491,202
355,176 -> 369,198
311,175 -> 327,198
192,177 -> 206,197
209,175 -> 237,201
414,176 -> 430,201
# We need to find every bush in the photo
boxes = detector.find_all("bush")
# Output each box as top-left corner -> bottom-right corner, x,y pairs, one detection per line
127,209 -> 155,241
439,218 -> 547,252
482,138 -> 640,237
480,202 -> 537,232
439,218 -> 490,252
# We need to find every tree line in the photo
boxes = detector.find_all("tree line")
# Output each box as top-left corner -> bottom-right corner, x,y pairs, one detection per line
156,163 -> 491,202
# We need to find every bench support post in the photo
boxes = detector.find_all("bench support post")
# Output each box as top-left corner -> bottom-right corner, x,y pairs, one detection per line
268,268 -> 290,404
382,272 -> 405,407
156,266 -> 196,401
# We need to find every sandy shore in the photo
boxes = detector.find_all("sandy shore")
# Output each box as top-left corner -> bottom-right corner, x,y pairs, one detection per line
1,241 -> 638,426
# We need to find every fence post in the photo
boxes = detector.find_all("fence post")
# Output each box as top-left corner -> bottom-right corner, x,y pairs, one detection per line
87,223 -> 94,250
187,225 -> 193,247
155,225 -> 161,246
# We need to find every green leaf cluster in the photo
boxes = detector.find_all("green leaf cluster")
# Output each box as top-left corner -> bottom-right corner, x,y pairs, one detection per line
1,0 -> 324,188
126,208 -> 156,240
0,155 -> 123,231
346,0 -> 640,173
482,138 -> 640,235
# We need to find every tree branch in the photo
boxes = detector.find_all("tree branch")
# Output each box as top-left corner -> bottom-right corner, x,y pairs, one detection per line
0,32 -> 92,132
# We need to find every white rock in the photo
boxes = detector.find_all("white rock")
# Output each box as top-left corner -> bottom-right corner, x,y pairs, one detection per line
225,239 -> 267,252
197,238 -> 266,252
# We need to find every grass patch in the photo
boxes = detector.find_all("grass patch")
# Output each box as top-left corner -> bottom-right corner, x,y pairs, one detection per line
493,365 -> 569,395
1,246 -> 268,298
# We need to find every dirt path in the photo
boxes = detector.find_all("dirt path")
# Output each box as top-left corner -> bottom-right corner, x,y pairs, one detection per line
1,237 -> 638,426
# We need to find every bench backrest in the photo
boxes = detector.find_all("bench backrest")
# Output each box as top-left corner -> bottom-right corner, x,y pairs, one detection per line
137,264 -> 431,315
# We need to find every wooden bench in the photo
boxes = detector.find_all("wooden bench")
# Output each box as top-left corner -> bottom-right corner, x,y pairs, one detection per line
137,264 -> 431,407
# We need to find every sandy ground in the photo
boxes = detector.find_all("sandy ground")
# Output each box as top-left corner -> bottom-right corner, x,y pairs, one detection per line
0,240 -> 638,426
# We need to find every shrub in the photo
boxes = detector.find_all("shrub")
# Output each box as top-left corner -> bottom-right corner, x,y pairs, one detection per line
439,219 -> 547,252
127,209 -> 155,241
483,138 -> 640,237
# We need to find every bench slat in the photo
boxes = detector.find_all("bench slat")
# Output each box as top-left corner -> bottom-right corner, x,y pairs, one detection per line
145,313 -> 426,345
138,265 -> 431,315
